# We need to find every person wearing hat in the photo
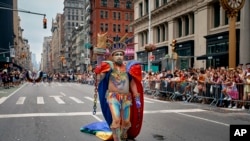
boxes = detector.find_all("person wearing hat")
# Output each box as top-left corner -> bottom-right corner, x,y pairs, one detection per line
82,34 -> 144,141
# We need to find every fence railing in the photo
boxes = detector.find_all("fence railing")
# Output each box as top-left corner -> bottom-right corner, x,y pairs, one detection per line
143,80 -> 250,110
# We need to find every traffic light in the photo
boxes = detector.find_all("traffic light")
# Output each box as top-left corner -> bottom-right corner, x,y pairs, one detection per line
43,18 -> 47,29
171,39 -> 178,60
171,39 -> 177,52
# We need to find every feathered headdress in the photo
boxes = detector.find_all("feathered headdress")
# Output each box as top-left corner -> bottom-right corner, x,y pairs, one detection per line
107,34 -> 133,55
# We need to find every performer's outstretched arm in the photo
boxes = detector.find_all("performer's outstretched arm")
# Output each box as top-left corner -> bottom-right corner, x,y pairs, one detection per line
130,78 -> 141,108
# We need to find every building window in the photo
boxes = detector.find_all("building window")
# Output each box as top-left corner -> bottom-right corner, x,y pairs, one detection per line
185,15 -> 189,36
101,0 -> 107,7
237,11 -> 241,22
126,1 -> 132,9
101,23 -> 104,32
125,25 -> 128,32
113,12 -> 116,19
101,11 -> 104,19
113,24 -> 116,32
141,33 -> 144,46
157,27 -> 160,43
178,18 -> 182,37
114,0 -> 120,8
105,23 -> 108,31
163,0 -> 168,4
155,0 -> 160,8
139,2 -> 143,17
145,0 -> 148,15
207,42 -> 228,54
162,25 -> 166,41
213,2 -> 220,28
118,24 -> 121,32
225,11 -> 229,25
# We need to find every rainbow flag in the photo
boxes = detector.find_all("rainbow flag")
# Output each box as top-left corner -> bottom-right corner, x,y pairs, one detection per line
80,121 -> 113,140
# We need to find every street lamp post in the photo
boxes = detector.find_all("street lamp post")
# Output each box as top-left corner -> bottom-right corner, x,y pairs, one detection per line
147,3 -> 152,72
220,0 -> 245,68
170,39 -> 177,73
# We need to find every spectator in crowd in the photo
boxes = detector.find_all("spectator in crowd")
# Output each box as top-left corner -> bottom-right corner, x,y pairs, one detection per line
242,73 -> 250,109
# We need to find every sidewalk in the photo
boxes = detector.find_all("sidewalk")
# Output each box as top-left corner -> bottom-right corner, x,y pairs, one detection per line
0,84 -> 24,98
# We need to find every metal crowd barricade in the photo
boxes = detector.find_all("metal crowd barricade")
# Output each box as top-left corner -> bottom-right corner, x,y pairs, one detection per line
208,83 -> 250,111
231,83 -> 250,111
188,82 -> 217,105
143,78 -> 250,111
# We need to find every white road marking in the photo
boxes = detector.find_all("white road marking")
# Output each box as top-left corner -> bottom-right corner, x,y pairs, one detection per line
0,97 -> 8,104
50,96 -> 65,104
69,97 -> 84,104
0,109 -> 206,119
175,112 -> 230,127
84,96 -> 100,103
16,97 -> 26,105
92,115 -> 103,121
37,97 -> 44,104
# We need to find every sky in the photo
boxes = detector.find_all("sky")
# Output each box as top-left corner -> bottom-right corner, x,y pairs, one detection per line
18,0 -> 64,63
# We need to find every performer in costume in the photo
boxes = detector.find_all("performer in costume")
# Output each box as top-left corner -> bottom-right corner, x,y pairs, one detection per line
81,34 -> 144,141
26,70 -> 43,83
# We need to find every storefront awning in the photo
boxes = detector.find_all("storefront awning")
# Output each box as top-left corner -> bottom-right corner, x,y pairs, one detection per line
196,52 -> 228,60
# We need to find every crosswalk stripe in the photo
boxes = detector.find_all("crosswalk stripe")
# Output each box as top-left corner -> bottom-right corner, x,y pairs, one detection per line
69,97 -> 84,104
0,97 -> 8,104
16,97 -> 26,105
37,97 -> 44,104
84,96 -> 100,103
50,96 -> 65,104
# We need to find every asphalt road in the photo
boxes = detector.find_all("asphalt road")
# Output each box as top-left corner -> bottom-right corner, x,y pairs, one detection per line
0,82 -> 249,141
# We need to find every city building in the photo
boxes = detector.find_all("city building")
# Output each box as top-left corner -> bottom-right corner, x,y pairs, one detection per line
0,0 -> 31,71
132,0 -> 250,72
62,0 -> 85,73
41,36 -> 52,72
89,0 -> 135,64
51,13 -> 64,73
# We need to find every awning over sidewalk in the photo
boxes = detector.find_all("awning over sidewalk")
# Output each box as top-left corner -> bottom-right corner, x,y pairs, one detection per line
196,52 -> 228,60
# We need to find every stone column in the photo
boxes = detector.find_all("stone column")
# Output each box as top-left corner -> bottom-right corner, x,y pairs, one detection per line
220,6 -> 225,26
194,6 -> 209,69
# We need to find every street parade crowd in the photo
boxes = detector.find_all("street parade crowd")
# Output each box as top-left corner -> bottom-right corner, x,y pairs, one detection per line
1,63 -> 250,111
142,63 -> 250,110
